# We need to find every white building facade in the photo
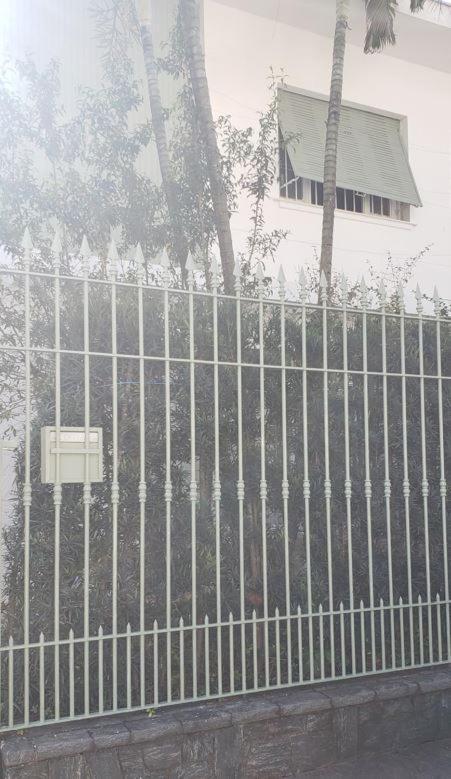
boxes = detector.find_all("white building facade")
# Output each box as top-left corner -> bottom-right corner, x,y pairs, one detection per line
2,0 -> 451,295
204,0 -> 451,295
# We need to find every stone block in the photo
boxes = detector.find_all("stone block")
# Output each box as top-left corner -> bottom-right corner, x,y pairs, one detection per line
4,762 -> 49,779
214,725 -> 242,778
89,721 -> 131,749
48,754 -> 91,779
31,728 -> 94,762
358,691 -> 440,754
221,695 -> 280,723
0,735 -> 36,768
142,738 -> 182,771
291,711 -> 337,774
118,744 -> 150,777
333,706 -> 358,759
440,688 -> 451,738
271,689 -> 331,717
416,668 -> 451,694
318,680 -> 376,708
175,704 -> 232,734
86,750 -> 123,779
181,732 -> 215,770
128,713 -> 181,744
243,736 -> 293,778
366,675 -> 417,700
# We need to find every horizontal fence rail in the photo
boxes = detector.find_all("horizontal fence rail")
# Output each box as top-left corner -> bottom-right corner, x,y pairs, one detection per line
0,231 -> 449,731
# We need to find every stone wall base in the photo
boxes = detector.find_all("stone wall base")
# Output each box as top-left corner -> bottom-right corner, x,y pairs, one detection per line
1,667 -> 451,777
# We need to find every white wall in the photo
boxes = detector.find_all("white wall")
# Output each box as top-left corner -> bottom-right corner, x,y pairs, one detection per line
205,0 -> 451,298
2,0 -> 450,297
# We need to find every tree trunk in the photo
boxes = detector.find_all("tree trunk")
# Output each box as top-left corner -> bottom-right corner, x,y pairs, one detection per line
180,0 -> 235,294
319,0 -> 349,289
136,0 -> 188,273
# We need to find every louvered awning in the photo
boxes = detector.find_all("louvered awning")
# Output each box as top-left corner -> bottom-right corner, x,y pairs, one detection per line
278,88 -> 422,207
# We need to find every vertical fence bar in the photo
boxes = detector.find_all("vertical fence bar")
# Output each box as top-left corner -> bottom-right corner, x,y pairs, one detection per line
436,594 -> 443,663
320,273 -> 335,677
234,260 -> 246,692
319,604 -> 325,680
399,598 -> 405,669
416,287 -> 433,664
252,610 -> 258,689
212,257 -> 222,696
204,615 -> 210,698
162,252 -> 172,702
229,612 -> 234,694
300,271 -> 314,681
380,598 -> 386,671
81,237 -> 92,714
278,268 -> 292,684
297,606 -> 303,682
179,617 -> 185,701
109,239 -> 120,711
52,231 -> 62,721
136,245 -> 147,708
275,608 -> 281,686
418,595 -> 424,666
153,620 -> 159,707
8,636 -> 13,728
69,628 -> 75,718
256,264 -> 269,687
341,277 -> 355,675
39,632 -> 45,722
398,285 -> 414,663
361,280 -> 376,671
126,623 -> 132,710
360,601 -> 366,674
186,255 -> 198,698
434,289 -> 450,660
380,283 -> 395,668
98,626 -> 103,715
21,229 -> 32,725
339,602 -> 345,676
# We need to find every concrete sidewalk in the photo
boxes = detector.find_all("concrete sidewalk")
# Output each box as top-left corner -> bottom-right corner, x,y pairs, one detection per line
302,737 -> 451,777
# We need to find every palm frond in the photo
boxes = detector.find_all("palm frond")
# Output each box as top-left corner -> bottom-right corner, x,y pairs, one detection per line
410,0 -> 426,10
364,0 -> 398,53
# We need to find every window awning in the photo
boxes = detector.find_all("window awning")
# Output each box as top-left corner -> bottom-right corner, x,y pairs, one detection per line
278,88 -> 422,207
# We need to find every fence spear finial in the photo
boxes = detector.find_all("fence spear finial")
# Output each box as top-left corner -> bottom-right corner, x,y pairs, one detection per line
211,252 -> 219,290
415,283 -> 423,315
233,256 -> 241,294
135,243 -> 145,282
340,273 -> 348,306
108,237 -> 119,279
160,247 -> 171,286
255,261 -> 264,296
397,281 -> 405,312
433,285 -> 441,317
319,270 -> 328,304
299,266 -> 308,304
185,250 -> 195,288
21,227 -> 33,252
51,228 -> 62,260
79,234 -> 91,275
379,278 -> 387,308
360,276 -> 368,308
278,265 -> 286,299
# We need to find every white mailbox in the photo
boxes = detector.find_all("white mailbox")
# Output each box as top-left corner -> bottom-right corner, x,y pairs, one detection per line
41,427 -> 103,484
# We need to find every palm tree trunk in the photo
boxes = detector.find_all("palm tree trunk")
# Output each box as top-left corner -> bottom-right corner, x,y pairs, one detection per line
136,1 -> 188,273
319,0 -> 349,289
180,0 -> 235,294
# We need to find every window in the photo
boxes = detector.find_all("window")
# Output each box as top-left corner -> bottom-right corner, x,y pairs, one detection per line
278,89 -> 421,222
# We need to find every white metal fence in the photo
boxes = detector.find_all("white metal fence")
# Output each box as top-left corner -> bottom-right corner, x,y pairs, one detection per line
0,230 -> 449,732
